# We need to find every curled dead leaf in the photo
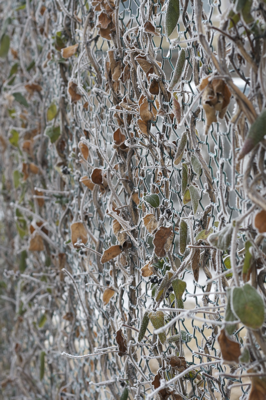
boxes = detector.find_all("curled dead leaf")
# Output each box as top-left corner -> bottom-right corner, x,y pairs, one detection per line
200,77 -> 231,134
68,81 -> 82,103
80,176 -> 95,190
25,83 -> 42,93
116,329 -> 127,356
153,226 -> 174,258
113,219 -> 127,245
217,328 -> 241,363
139,95 -> 157,122
99,22 -> 116,40
70,222 -> 88,247
144,21 -> 159,36
254,210 -> 266,233
113,128 -> 126,148
141,261 -> 154,277
35,190 -> 44,207
191,248 -> 200,282
91,168 -> 108,191
97,11 -> 112,29
149,79 -> 159,95
137,119 -> 149,135
103,287 -> 116,305
78,142 -> 89,160
61,44 -> 78,58
29,234 -> 45,252
143,213 -> 158,233
101,245 -> 122,263
169,356 -> 187,371
29,163 -> 39,174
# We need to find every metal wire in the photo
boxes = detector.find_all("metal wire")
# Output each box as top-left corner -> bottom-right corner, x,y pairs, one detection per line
0,0 -> 265,399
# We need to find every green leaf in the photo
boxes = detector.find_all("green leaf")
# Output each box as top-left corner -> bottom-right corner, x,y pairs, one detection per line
156,271 -> 174,302
165,0 -> 180,37
172,278 -> 186,308
168,330 -> 192,343
179,219 -> 188,254
45,126 -> 61,143
8,108 -> 16,118
243,241 -> 253,280
26,60 -> 35,72
40,351 -> 45,380
225,288 -> 238,335
195,228 -> 213,241
228,10 -> 240,30
13,170 -> 21,188
208,224 -> 233,251
239,346 -> 250,364
223,255 -> 233,278
0,34 -> 10,58
189,185 -> 200,214
138,311 -> 149,342
239,110 -> 266,160
149,310 -> 166,344
169,49 -> 185,90
182,188 -> 191,204
38,314 -> 47,328
16,3 -> 26,11
144,194 -> 160,208
19,250 -> 27,272
223,255 -> 231,269
9,129 -> 19,147
9,62 -> 19,78
47,103 -> 57,121
236,0 -> 254,24
174,131 -> 187,165
181,163 -> 188,195
13,92 -> 29,108
232,283 -> 265,330
191,154 -> 202,176
120,387 -> 129,400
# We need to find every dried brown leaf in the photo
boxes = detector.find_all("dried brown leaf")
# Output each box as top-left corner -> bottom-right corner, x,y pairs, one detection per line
149,79 -> 159,95
249,376 -> 266,400
254,210 -> 266,233
70,222 -> 88,247
173,97 -> 181,124
169,356 -> 186,371
144,21 -> 159,36
143,213 -> 158,233
22,140 -> 33,156
116,329 -> 127,356
139,95 -> 157,122
103,287 -> 116,305
68,81 -> 82,103
29,163 -> 39,174
25,83 -> 42,93
141,261 -> 154,277
101,245 -> 122,263
78,142 -> 89,160
153,227 -> 174,258
137,119 -> 149,135
29,234 -> 45,252
113,128 -> 126,145
97,11 -> 112,29
80,176 -> 95,190
191,248 -> 200,282
113,220 -> 127,245
35,190 -> 44,207
217,328 -> 241,363
61,44 -> 78,58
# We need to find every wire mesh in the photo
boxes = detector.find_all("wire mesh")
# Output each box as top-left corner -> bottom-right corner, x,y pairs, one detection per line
1,0 -> 266,399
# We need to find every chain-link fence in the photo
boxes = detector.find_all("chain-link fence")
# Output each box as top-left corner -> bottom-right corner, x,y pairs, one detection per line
1,0 -> 266,399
